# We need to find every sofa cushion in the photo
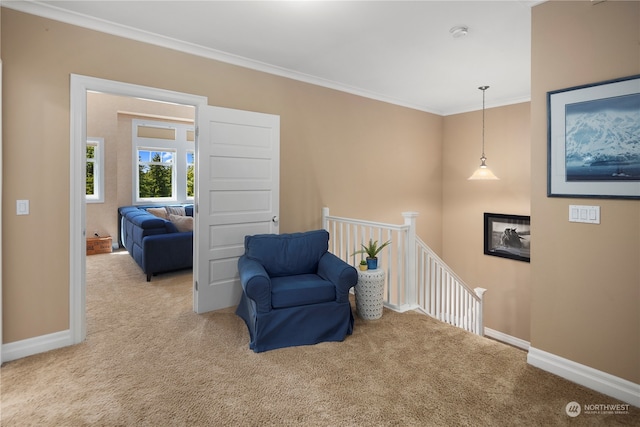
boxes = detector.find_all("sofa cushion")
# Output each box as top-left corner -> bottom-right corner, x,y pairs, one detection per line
164,221 -> 179,233
169,214 -> 193,232
147,207 -> 168,220
166,206 -> 186,216
271,274 -> 335,309
128,213 -> 167,230
244,230 -> 329,277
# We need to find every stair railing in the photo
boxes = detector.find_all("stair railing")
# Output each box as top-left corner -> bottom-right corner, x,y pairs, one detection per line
322,207 -> 486,335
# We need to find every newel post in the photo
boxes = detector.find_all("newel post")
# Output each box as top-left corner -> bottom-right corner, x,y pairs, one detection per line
474,287 -> 487,336
322,207 -> 330,232
402,212 -> 419,308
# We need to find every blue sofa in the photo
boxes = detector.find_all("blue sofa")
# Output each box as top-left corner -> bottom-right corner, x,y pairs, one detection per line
118,205 -> 193,281
236,230 -> 358,352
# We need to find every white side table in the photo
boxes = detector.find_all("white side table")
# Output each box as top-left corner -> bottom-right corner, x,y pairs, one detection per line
355,268 -> 385,320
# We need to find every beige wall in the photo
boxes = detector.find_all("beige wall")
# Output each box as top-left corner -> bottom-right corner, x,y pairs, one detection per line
531,0 -> 639,383
443,102 -> 531,341
86,92 -> 195,241
1,9 -> 443,343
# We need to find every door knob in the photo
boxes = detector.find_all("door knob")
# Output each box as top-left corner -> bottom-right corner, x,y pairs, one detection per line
272,216 -> 279,223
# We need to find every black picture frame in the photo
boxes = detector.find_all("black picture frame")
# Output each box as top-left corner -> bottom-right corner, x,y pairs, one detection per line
547,74 -> 640,199
484,213 -> 530,263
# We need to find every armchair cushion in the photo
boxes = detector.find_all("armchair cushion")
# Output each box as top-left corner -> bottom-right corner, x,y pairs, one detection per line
244,229 -> 329,277
271,274 -> 335,309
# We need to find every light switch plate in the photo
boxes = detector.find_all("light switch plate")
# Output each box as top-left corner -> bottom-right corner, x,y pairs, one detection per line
17,199 -> 30,215
569,205 -> 600,224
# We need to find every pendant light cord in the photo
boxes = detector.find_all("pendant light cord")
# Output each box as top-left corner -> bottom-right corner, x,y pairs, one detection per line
480,85 -> 489,159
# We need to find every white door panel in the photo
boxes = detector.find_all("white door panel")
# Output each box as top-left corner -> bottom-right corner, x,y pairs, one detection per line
194,106 -> 279,314
211,157 -> 272,180
211,191 -> 272,213
210,121 -> 274,148
209,258 -> 241,282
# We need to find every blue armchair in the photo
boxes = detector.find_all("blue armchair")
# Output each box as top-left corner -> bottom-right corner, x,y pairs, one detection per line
235,230 -> 358,352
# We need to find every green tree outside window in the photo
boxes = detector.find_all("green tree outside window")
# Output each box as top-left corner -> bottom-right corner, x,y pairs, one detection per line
187,152 -> 194,198
138,151 -> 174,198
86,145 -> 95,196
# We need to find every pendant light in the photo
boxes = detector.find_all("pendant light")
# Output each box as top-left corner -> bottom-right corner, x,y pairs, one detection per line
468,86 -> 499,180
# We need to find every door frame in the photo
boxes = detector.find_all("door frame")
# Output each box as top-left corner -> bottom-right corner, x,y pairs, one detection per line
69,75 -> 208,344
0,60 -> 3,364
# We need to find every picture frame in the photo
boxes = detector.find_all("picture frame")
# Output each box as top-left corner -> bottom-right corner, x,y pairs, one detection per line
547,74 -> 640,199
484,213 -> 530,263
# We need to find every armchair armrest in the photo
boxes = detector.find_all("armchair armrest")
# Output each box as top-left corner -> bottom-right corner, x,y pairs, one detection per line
318,252 -> 358,303
238,255 -> 272,313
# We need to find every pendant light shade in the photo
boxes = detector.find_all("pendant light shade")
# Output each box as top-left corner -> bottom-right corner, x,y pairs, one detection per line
468,86 -> 499,180
468,156 -> 499,180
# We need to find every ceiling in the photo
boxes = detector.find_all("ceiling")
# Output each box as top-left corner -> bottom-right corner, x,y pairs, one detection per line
5,0 -> 541,115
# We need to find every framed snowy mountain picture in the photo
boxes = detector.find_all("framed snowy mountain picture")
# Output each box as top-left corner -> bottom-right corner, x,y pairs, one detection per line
547,74 -> 640,199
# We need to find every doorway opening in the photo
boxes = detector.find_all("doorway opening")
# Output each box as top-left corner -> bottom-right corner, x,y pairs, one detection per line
70,75 -> 208,345
85,91 -> 195,256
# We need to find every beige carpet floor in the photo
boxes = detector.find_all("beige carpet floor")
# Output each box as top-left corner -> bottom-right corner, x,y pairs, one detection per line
1,250 -> 638,426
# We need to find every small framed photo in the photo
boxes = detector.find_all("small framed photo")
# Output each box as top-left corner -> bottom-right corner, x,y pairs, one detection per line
547,74 -> 640,199
484,213 -> 530,263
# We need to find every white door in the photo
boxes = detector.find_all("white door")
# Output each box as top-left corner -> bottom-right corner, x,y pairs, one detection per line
194,106 -> 280,314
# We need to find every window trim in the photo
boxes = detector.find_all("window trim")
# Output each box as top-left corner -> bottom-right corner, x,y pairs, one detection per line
86,137 -> 104,203
132,119 -> 194,204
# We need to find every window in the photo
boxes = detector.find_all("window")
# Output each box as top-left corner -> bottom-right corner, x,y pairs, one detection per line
86,137 -> 104,203
186,151 -> 195,198
137,149 -> 175,200
132,120 -> 195,203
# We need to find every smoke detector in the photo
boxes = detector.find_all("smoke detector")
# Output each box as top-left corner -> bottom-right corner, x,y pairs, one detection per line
450,26 -> 469,38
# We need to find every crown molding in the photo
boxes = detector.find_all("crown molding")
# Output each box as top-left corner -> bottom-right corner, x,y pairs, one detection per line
446,95 -> 532,116
3,1 -> 447,114
3,1 -> 533,115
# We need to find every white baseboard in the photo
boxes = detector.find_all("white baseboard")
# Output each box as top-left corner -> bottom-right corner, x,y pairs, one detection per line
527,346 -> 640,408
1,330 -> 72,363
484,327 -> 530,350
